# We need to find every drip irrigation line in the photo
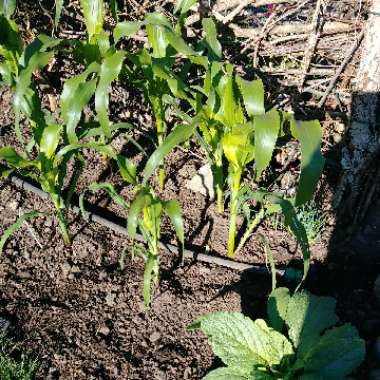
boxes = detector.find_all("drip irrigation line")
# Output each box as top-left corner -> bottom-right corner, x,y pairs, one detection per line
7,175 -> 284,276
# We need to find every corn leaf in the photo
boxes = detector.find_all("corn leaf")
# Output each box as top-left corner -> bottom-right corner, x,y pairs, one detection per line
292,119 -> 325,206
127,188 -> 148,239
55,0 -> 64,26
64,79 -> 98,143
110,0 -> 117,20
79,0 -> 104,41
174,0 -> 197,15
0,211 -> 40,255
0,147 -> 34,168
147,24 -> 168,58
254,109 -> 280,180
95,51 -> 124,139
165,30 -> 197,56
237,76 -> 265,117
266,194 -> 310,285
163,200 -> 184,247
114,21 -> 142,42
142,118 -> 199,186
87,182 -> 130,210
39,124 -> 62,159
0,0 -> 16,18
116,154 -> 136,185
202,18 -> 222,61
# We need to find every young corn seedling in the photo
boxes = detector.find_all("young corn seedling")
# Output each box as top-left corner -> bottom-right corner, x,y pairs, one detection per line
127,186 -> 184,306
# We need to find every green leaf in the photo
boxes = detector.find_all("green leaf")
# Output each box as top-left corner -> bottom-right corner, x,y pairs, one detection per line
79,0 -> 104,41
110,0 -> 117,20
163,200 -> 184,247
142,118 -> 199,186
0,211 -> 40,255
192,312 -> 293,375
202,18 -> 222,61
87,182 -> 130,210
0,147 -> 34,168
114,21 -> 142,42
64,79 -> 98,143
285,290 -> 338,352
254,109 -> 280,180
237,76 -> 265,117
267,287 -> 291,333
302,324 -> 365,379
127,188 -> 148,239
292,119 -> 325,206
165,30 -> 197,56
39,124 -> 62,159
143,253 -> 158,306
0,0 -> 16,18
95,51 -> 125,139
55,0 -> 64,26
202,368 -> 248,380
174,0 -> 197,15
146,24 -> 168,58
116,154 -> 137,185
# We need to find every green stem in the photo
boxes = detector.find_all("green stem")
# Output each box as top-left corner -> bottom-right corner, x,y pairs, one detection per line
156,117 -> 165,190
56,208 -> 71,246
227,171 -> 241,257
235,207 -> 266,255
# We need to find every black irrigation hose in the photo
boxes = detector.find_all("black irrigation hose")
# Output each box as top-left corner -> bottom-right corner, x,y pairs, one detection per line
8,175 -> 285,276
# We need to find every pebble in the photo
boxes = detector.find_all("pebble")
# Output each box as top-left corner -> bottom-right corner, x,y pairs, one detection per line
0,317 -> 10,334
149,331 -> 161,343
185,163 -> 215,199
98,325 -> 110,336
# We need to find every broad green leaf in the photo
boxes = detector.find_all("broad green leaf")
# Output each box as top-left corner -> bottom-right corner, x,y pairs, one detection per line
144,13 -> 172,28
114,21 -> 142,42
285,291 -> 338,352
55,0 -> 64,26
127,188 -> 148,239
0,211 -> 40,255
0,0 -> 16,18
142,118 -> 199,186
267,287 -> 291,332
174,0 -> 197,15
79,0 -> 104,41
302,324 -> 365,379
254,109 -> 280,180
39,124 -> 62,159
64,79 -> 98,143
202,368 -> 248,380
0,147 -> 34,168
292,119 -> 325,206
191,313 -> 293,375
237,76 -> 265,117
116,154 -> 137,185
202,18 -> 222,61
95,51 -> 124,139
163,200 -> 184,247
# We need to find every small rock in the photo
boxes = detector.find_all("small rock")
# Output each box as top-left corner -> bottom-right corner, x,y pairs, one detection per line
71,265 -> 81,274
105,292 -> 116,307
61,263 -> 71,278
98,325 -> 110,336
44,218 -> 53,227
333,133 -> 342,144
18,271 -> 32,279
149,331 -> 161,343
0,317 -> 11,334
185,163 -> 215,199
8,200 -> 18,211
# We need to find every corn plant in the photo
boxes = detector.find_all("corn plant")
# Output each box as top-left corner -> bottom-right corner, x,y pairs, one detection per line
115,12 -> 198,188
189,288 -> 365,380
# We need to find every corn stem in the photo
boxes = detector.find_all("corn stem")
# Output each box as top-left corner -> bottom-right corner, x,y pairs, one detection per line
227,170 -> 241,257
56,208 -> 71,246
156,118 -> 165,190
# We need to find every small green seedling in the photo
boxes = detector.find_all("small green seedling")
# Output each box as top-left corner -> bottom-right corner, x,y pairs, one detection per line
189,288 -> 365,380
128,186 -> 184,306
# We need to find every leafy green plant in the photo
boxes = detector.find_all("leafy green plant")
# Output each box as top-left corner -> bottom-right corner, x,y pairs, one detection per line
0,334 -> 38,380
189,288 -> 365,380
